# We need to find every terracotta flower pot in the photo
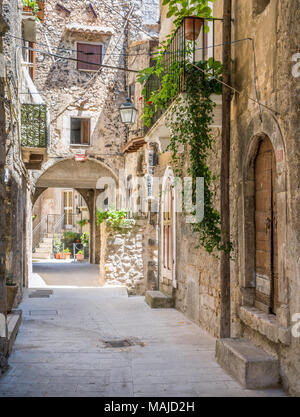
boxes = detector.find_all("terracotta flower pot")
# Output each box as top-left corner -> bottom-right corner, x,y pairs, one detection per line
76,254 -> 84,261
64,253 -> 71,260
55,253 -> 62,259
6,285 -> 18,313
23,2 -> 45,22
36,1 -> 45,22
23,6 -> 33,13
184,17 -> 203,41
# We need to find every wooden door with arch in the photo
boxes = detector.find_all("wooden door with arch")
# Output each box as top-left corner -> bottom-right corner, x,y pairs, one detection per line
162,176 -> 176,286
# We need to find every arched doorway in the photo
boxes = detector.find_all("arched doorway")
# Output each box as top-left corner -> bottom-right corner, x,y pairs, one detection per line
32,187 -> 90,261
161,168 -> 176,288
254,136 -> 278,314
29,157 -> 119,269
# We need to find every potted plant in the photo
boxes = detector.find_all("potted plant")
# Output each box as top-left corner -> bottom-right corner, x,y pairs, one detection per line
22,0 -> 39,15
54,238 -> 63,259
63,248 -> 71,260
184,17 -> 203,41
6,273 -> 18,313
76,250 -> 84,262
77,219 -> 89,228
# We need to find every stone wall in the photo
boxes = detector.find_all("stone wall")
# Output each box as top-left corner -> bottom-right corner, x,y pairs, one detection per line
0,0 -> 32,357
100,220 -> 147,295
213,0 -> 300,396
31,0 -> 159,180
28,0 -> 159,266
155,130 -> 222,337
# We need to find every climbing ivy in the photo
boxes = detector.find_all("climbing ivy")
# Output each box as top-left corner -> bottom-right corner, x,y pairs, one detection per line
138,1 -> 232,254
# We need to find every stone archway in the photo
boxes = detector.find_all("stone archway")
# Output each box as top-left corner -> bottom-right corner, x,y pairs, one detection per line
31,158 -> 119,265
240,110 -> 289,331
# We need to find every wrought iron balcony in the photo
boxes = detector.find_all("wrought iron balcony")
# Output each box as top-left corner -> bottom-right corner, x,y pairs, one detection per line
21,104 -> 48,148
21,104 -> 48,169
144,16 -> 220,131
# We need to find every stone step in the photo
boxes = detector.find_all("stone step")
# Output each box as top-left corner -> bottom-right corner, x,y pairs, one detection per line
39,242 -> 53,249
7,310 -> 22,356
42,237 -> 54,243
35,247 -> 52,253
32,252 -> 51,259
145,291 -> 174,309
215,338 -> 280,389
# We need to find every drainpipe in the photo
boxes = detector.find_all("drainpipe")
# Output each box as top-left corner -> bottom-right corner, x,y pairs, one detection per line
220,0 -> 232,339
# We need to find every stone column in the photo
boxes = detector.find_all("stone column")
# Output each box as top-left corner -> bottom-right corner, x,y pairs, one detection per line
76,188 -> 103,265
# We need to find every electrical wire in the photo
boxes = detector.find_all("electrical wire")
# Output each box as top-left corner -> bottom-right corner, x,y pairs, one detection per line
2,32 -> 265,59
189,62 -> 279,116
22,45 -> 139,73
1,32 -> 155,57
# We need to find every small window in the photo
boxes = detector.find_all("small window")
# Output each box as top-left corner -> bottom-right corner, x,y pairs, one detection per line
77,43 -> 103,71
70,118 -> 90,145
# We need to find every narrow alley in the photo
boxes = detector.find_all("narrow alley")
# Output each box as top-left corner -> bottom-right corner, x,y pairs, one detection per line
0,270 -> 286,397
1,0 -> 299,401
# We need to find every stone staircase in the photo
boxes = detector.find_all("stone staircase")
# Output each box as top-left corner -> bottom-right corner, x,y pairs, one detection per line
33,234 -> 54,260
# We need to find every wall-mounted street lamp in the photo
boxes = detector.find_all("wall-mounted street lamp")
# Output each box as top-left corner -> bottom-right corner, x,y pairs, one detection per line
119,97 -> 137,125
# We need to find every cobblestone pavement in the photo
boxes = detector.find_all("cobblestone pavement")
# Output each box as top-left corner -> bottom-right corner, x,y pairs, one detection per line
0,280 -> 287,397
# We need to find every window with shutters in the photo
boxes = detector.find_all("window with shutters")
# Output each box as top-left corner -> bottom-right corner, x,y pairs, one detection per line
70,118 -> 90,145
77,42 -> 103,71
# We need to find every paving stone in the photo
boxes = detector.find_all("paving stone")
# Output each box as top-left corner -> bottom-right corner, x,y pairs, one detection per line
0,284 -> 287,397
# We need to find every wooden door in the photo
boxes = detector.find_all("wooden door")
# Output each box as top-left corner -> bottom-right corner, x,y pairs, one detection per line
255,138 -> 278,314
63,191 -> 73,228
162,179 -> 174,281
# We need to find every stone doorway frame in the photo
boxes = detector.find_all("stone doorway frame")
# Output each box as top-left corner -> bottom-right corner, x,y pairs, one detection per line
161,166 -> 177,289
239,111 -> 290,344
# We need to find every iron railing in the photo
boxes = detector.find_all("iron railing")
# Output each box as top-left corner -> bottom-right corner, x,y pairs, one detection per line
32,214 -> 47,251
21,104 -> 48,148
32,214 -> 62,251
144,17 -> 220,131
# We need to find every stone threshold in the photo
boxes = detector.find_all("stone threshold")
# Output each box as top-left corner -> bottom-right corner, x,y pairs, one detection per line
216,338 -> 280,389
7,310 -> 22,356
239,306 -> 290,346
145,291 -> 174,308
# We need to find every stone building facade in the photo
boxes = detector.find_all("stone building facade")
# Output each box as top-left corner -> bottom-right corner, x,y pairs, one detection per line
29,0 -> 159,265
138,0 -> 300,396
222,0 -> 300,397
0,0 -> 33,366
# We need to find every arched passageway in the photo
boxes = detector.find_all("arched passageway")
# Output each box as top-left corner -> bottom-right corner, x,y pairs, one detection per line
32,187 -> 90,261
30,158 -> 119,270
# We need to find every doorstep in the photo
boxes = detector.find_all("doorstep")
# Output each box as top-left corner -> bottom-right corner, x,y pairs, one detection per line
216,338 -> 280,389
7,310 -> 22,356
145,291 -> 174,308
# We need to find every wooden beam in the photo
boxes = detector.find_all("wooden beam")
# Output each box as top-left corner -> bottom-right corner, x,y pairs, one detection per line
220,0 -> 232,339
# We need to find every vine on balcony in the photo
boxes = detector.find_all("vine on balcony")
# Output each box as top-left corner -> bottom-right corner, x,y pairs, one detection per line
138,2 -> 232,254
